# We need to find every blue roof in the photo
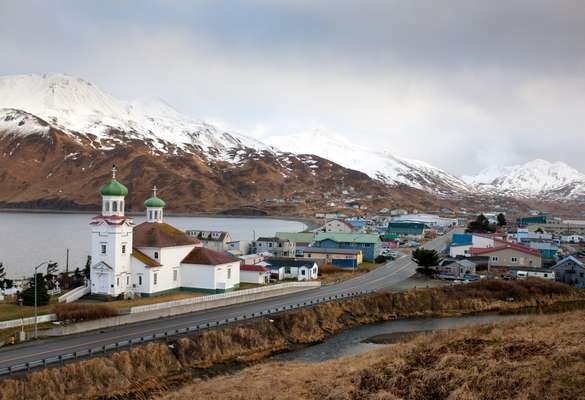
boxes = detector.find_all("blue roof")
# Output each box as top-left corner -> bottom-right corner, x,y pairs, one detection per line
451,233 -> 472,246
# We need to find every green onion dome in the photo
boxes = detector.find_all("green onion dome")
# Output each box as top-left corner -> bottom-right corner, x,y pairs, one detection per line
144,196 -> 166,208
99,179 -> 129,197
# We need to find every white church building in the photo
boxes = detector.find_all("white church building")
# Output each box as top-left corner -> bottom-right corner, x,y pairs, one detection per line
90,167 -> 241,297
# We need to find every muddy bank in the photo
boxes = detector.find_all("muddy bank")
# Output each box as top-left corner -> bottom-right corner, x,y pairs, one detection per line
1,279 -> 583,400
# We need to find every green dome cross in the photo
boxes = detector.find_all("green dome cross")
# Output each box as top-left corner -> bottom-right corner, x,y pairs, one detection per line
144,185 -> 166,208
100,165 -> 128,197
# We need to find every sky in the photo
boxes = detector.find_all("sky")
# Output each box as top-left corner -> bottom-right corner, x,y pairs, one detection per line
1,0 -> 584,175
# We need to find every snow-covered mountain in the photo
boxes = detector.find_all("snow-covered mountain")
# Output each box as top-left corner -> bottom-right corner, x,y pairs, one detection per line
264,129 -> 471,196
0,73 -> 271,160
462,159 -> 585,200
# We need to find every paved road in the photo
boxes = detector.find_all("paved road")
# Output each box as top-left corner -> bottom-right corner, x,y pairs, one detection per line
0,231 -> 453,371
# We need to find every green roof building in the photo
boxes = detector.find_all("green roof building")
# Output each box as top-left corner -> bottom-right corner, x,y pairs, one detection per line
387,222 -> 427,237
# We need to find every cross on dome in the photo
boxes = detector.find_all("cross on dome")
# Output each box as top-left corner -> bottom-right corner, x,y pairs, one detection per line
152,185 -> 158,197
112,164 -> 117,179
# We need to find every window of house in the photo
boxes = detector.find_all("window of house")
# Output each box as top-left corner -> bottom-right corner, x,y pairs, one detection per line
285,267 -> 291,274
511,257 -> 518,263
154,273 -> 158,285
544,273 -> 548,278
138,276 -> 142,285
154,251 -> 159,259
580,272 -> 584,278
491,256 -> 499,262
227,268 -> 231,279
301,269 -> 306,275
101,244 -> 107,255
122,244 -> 126,254
269,243 -> 273,248
173,269 -> 178,282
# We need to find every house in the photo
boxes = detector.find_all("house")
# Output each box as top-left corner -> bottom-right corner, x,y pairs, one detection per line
275,232 -> 315,247
89,168 -> 241,297
509,267 -> 555,281
185,230 -> 232,252
449,233 -> 496,258
315,219 -> 354,233
561,234 -> 585,243
470,243 -> 542,269
240,264 -> 270,284
553,256 -> 585,288
438,259 -> 477,279
313,232 -> 382,262
264,258 -> 319,281
251,237 -> 296,257
296,247 -> 363,269
526,241 -> 560,260
238,253 -> 265,265
387,222 -> 427,240
225,240 -> 251,256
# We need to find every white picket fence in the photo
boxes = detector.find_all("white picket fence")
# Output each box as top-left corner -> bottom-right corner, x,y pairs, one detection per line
130,281 -> 321,314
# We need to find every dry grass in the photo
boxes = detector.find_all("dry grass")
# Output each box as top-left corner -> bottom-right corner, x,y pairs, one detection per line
0,296 -> 59,322
53,303 -> 118,322
158,310 -> 585,400
1,279 -> 583,400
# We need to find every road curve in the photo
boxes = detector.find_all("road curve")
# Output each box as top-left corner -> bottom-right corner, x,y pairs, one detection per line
0,231 -> 453,371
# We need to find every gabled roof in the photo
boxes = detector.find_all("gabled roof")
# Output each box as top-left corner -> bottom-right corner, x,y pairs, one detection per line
314,232 -> 381,244
186,230 -> 230,242
325,219 -> 355,229
297,246 -> 362,255
276,232 -> 315,243
134,222 -> 199,248
265,258 -> 317,269
470,242 -> 541,257
182,247 -> 241,265
256,236 -> 289,242
240,264 -> 270,272
552,255 -> 585,270
132,248 -> 162,267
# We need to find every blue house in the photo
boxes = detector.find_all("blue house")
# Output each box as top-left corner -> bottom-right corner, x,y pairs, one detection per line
313,232 -> 381,262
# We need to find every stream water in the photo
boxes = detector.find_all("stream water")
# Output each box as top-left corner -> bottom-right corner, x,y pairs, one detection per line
272,313 -> 528,363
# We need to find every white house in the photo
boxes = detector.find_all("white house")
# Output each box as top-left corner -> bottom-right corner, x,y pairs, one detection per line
315,219 -> 354,233
449,234 -> 496,258
391,213 -> 458,228
240,264 -> 270,284
265,259 -> 318,281
561,234 -> 584,243
90,168 -> 240,297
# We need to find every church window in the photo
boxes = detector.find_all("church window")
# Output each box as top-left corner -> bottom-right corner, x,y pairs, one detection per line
120,200 -> 124,210
112,201 -> 118,212
101,244 -> 107,255
126,276 -> 129,285
117,277 -> 120,287
154,273 -> 158,285
138,276 -> 142,285
227,268 -> 231,279
122,244 -> 126,254
149,211 -> 153,220
104,201 -> 110,212
173,270 -> 178,281
154,251 -> 159,259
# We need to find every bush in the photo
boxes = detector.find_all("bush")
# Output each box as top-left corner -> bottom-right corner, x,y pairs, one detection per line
53,303 -> 118,322
21,273 -> 50,306
375,255 -> 388,264
319,264 -> 344,274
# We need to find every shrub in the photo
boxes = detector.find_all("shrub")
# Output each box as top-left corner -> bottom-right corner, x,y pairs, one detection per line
21,273 -> 50,306
375,255 -> 388,264
53,303 -> 118,322
319,264 -> 344,274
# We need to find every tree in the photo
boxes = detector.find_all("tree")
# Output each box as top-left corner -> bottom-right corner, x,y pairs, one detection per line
412,248 -> 440,275
0,262 -> 5,290
84,255 -> 92,279
466,214 -> 496,233
20,273 -> 50,306
497,213 -> 507,226
535,227 -> 544,234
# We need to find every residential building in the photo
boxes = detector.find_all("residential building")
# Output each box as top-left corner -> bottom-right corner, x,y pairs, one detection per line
526,241 -> 560,260
449,233 -> 495,258
185,230 -> 232,252
470,243 -> 542,269
240,264 -> 270,284
387,222 -> 427,240
438,259 -> 477,279
316,219 -> 354,233
527,223 -> 585,235
553,256 -> 585,287
509,267 -> 555,281
251,237 -> 296,257
275,232 -> 315,247
313,232 -> 381,262
225,240 -> 251,256
181,248 -> 241,293
238,254 -> 264,265
516,216 -> 547,226
264,258 -> 319,281
296,247 -> 363,269
561,234 -> 585,243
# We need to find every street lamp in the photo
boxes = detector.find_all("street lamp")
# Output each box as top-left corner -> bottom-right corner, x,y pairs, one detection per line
33,260 -> 52,339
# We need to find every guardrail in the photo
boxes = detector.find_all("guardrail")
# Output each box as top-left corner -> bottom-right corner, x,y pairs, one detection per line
0,289 -> 372,378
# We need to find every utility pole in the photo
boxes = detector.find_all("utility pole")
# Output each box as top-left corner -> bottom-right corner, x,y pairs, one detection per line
33,261 -> 51,339
66,248 -> 69,275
